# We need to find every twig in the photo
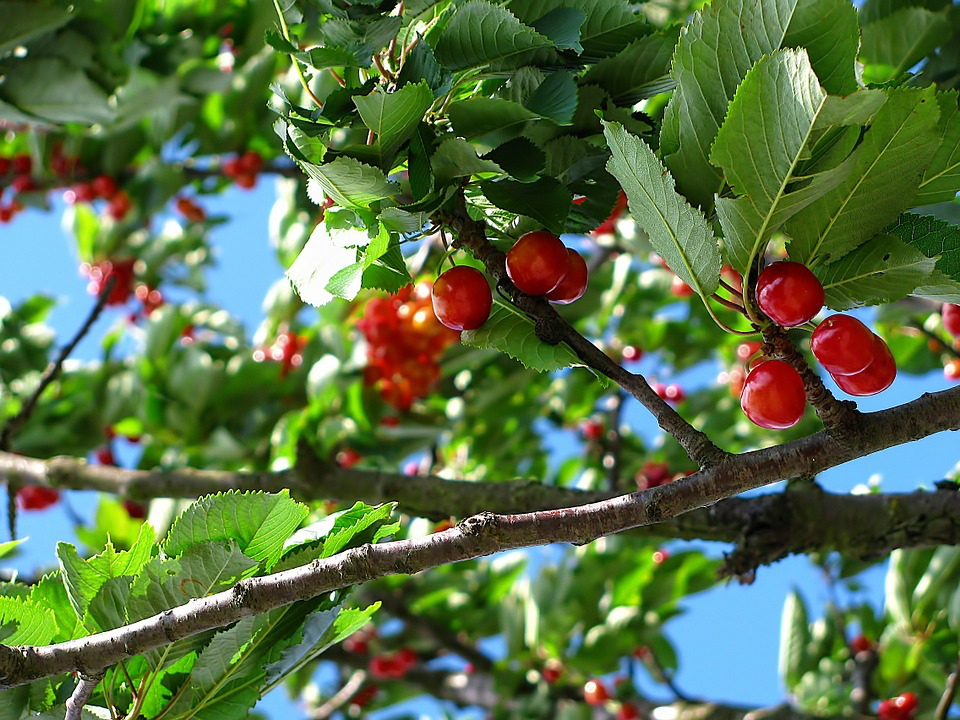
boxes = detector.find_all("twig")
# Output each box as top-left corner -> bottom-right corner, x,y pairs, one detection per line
911,322 -> 960,359
65,672 -> 104,720
271,0 -> 324,108
640,646 -> 694,703
934,657 -> 960,720
308,670 -> 367,719
372,52 -> 396,83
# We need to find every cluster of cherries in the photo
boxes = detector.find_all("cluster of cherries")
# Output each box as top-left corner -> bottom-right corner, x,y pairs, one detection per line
221,150 -> 263,189
739,261 -> 897,430
431,230 -> 589,331
582,678 -> 641,719
0,152 -> 36,222
253,330 -> 306,379
78,258 -> 164,318
65,173 -> 132,221
942,303 -> 960,381
358,282 -> 459,410
175,196 -> 207,223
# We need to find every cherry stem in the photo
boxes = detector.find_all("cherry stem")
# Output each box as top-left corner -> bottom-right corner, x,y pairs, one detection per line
704,299 -> 756,336
718,278 -> 741,297
373,52 -> 395,83
711,293 -> 747,315
272,0 -> 324,108
329,68 -> 347,88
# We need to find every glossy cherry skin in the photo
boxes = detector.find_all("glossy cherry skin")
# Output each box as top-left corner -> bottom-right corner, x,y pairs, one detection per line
811,315 -> 875,375
583,679 -> 609,706
17,486 -> 60,511
506,231 -> 569,295
756,261 -> 824,327
946,358 -> 960,381
943,303 -> 960,339
546,249 -> 588,304
432,266 -> 492,331
740,359 -> 807,429
832,336 -> 896,396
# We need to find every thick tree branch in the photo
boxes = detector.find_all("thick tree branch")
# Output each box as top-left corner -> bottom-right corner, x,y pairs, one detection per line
64,672 -> 104,720
0,382 -> 958,687
440,192 -> 728,469
3,449 -> 960,570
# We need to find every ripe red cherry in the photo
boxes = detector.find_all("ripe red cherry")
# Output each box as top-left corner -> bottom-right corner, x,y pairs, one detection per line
833,336 -> 896,397
618,703 -> 641,720
546,249 -> 588,304
92,175 -> 118,199
592,190 -> 628,235
506,231 -> 569,295
850,634 -> 872,654
17,486 -> 60,511
583,679 -> 609,706
895,692 -> 918,713
737,341 -> 763,362
811,315 -> 876,375
756,261 -> 824,327
943,303 -> 960,338
581,418 -> 604,441
432,266 -> 492,331
337,448 -> 362,468
541,665 -> 562,684
123,500 -> 147,519
622,345 -> 642,362
12,154 -> 31,175
945,358 -> 960,381
740,359 -> 806,429
671,274 -> 694,298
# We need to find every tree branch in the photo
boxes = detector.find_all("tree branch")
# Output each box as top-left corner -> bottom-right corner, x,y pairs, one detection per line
3,447 -> 960,571
0,381 -> 958,687
65,672 -> 104,720
440,192 -> 729,469
934,656 -> 960,720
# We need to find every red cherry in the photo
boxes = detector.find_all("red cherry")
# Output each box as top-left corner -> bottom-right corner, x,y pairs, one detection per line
671,274 -> 694,298
432,266 -> 492,331
945,359 -> 960,381
395,647 -> 417,671
833,336 -> 896,397
943,303 -> 960,339
368,656 -> 396,679
95,447 -> 116,466
878,699 -> 904,720
542,665 -> 562,684
663,383 -> 685,403
92,175 -> 118,199
222,157 -> 242,177
581,419 -> 604,441
350,684 -> 378,708
622,345 -> 642,362
506,231 -> 569,295
811,315 -> 875,376
0,157 -> 10,175
123,500 -> 147,519
721,263 -> 743,293
11,175 -> 36,194
636,461 -> 671,489
107,191 -> 132,220
736,341 -> 763,362
71,183 -> 97,203
546,249 -> 588,304
0,206 -> 13,223
337,448 -> 362,468
584,679 -> 609,706
652,549 -> 669,565
728,367 -> 746,396
850,634 -> 873,654
238,150 -> 263,175
592,190 -> 628,235
756,261 -> 824,327
16,486 -> 60,511
234,172 -> 256,189
895,692 -> 918,713
618,703 -> 641,720
740,360 -> 807,429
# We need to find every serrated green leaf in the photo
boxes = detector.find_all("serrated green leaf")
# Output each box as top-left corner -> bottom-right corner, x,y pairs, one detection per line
814,235 -> 937,309
884,212 -> 960,282
431,138 -> 503,182
29,572 -> 83,642
778,590 -> 810,689
786,88 -> 941,266
816,90 -> 889,127
912,546 -> 960,621
912,270 -> 960,304
57,523 -> 156,619
479,177 -> 571,235
782,0 -> 859,95
318,503 -> 399,559
362,244 -> 413,292
860,7 -> 950,83
0,537 -> 25,559
531,7 -> 585,53
301,157 -> 397,210
0,595 -> 56,645
396,40 -> 452,97
379,207 -> 430,234
264,603 -> 379,690
296,45 -> 360,70
434,1 -> 555,71
580,29 -> 679,104
603,121 -> 720,297
163,490 -> 308,569
461,298 -> 581,372
483,138 -> 545,182
525,72 -> 577,125
320,16 -> 402,67
916,91 -> 960,205
287,223 -> 363,306
0,58 -> 112,125
86,576 -> 133,632
352,82 -> 435,167
448,98 -> 538,142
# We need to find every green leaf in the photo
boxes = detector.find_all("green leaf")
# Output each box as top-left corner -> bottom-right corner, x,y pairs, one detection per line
378,207 -> 430,235
321,503 -> 399,560
524,72 -> 578,126
778,590 -> 810,689
448,98 -> 538,143
296,46 -> 361,70
579,29 -> 680,104
859,8 -> 951,83
912,546 -> 960,621
86,576 -> 134,632
301,157 -> 397,210
362,244 -> 413,293
0,58 -> 113,125
264,603 -> 379,686
461,298 -> 581,372
531,7 -> 585,53
287,223 -> 364,306
885,213 -> 960,282
396,41 -> 452,97
0,1 -> 73,56
483,138 -> 546,182
0,537 -> 25,559
162,490 -> 308,569
711,50 -> 833,274
885,549 -> 918,631
434,1 -> 555,71
781,0 -> 859,95
0,595 -> 56,645
786,88 -> 941,266
816,90 -> 888,127
57,523 -> 156,619
814,235 -> 937,310
352,82 -> 435,167
320,16 -> 403,67
915,91 -> 960,205
29,572 -> 83,642
479,177 -> 571,235
431,138 -> 503,182
603,121 -> 720,297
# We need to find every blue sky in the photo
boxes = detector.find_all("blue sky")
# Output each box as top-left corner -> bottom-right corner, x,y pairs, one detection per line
2,179 -> 957,718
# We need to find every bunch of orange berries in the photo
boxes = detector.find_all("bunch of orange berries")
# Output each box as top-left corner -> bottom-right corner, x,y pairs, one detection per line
358,282 -> 459,411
